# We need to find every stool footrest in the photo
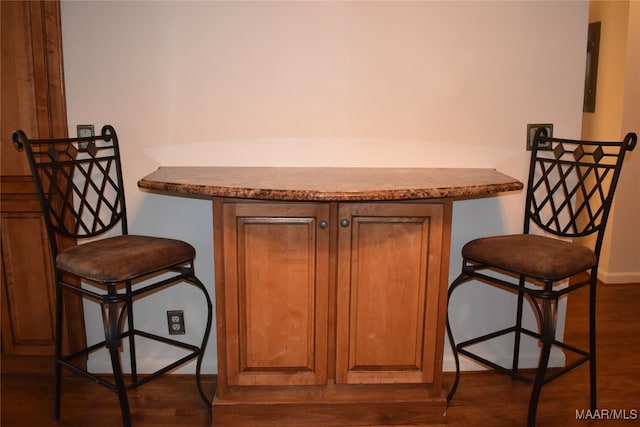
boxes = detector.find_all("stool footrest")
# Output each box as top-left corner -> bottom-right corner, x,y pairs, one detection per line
58,329 -> 203,392
456,325 -> 591,385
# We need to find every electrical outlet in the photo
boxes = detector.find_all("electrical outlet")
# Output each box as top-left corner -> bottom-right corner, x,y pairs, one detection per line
167,310 -> 186,335
526,123 -> 553,150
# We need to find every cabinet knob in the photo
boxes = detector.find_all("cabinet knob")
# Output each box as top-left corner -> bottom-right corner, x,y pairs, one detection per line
340,219 -> 350,227
319,220 -> 328,229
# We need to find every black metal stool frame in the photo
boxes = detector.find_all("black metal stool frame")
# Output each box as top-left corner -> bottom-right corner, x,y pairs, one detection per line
446,130 -> 637,426
13,125 -> 213,427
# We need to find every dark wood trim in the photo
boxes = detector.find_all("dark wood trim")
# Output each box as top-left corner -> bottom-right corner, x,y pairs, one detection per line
1,0 -> 84,373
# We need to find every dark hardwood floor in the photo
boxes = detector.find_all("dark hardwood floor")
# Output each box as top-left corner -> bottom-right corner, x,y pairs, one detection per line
2,282 -> 638,426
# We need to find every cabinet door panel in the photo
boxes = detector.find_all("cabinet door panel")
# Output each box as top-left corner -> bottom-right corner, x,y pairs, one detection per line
222,202 -> 330,386
1,213 -> 56,355
336,203 -> 444,384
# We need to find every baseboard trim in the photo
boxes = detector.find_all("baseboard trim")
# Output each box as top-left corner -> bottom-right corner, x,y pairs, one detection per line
598,269 -> 640,284
442,348 -> 566,372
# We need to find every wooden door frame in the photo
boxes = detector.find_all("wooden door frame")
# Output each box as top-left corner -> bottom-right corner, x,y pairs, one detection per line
1,0 -> 86,374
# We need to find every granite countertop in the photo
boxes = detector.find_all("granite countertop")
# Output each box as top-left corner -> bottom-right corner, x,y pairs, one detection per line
138,166 -> 523,202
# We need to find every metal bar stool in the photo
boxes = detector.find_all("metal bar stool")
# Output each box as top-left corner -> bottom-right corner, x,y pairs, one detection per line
12,125 -> 214,427
446,129 -> 637,426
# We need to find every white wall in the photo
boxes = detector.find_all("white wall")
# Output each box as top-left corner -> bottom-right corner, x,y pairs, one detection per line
583,0 -> 640,284
60,0 -> 589,374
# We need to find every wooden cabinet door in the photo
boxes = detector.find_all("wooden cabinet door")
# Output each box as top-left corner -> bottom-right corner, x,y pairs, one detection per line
220,201 -> 330,386
1,200 -> 56,356
335,203 -> 445,385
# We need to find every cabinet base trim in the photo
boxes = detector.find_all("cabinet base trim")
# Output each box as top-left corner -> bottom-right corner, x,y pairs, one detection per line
212,395 -> 447,426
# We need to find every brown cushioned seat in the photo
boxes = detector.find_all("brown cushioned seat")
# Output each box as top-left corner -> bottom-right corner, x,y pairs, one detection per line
462,234 -> 597,281
57,235 -> 196,283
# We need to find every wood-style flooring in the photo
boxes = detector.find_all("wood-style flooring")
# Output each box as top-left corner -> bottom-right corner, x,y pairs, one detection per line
2,283 -> 638,426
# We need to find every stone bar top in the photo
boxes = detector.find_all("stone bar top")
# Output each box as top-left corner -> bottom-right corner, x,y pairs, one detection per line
138,166 -> 523,202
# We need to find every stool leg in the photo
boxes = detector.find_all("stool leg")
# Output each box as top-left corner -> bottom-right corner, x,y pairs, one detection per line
445,272 -> 468,402
54,282 -> 63,421
445,314 -> 461,402
105,290 -> 131,427
589,277 -> 597,411
125,281 -> 137,383
189,273 -> 214,408
108,343 -> 132,427
528,296 -> 557,427
512,276 -> 526,373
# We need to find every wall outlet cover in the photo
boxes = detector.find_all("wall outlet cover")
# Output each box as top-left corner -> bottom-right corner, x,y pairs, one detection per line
167,310 -> 186,335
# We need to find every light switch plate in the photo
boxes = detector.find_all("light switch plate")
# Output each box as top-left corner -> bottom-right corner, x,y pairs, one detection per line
76,124 -> 94,150
526,123 -> 553,150
76,124 -> 94,138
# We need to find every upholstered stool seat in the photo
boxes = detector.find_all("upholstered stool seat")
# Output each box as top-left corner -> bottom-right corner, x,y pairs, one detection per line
462,234 -> 597,281
57,235 -> 195,282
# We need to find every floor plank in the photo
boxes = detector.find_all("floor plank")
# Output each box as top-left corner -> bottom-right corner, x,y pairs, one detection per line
2,283 -> 638,426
